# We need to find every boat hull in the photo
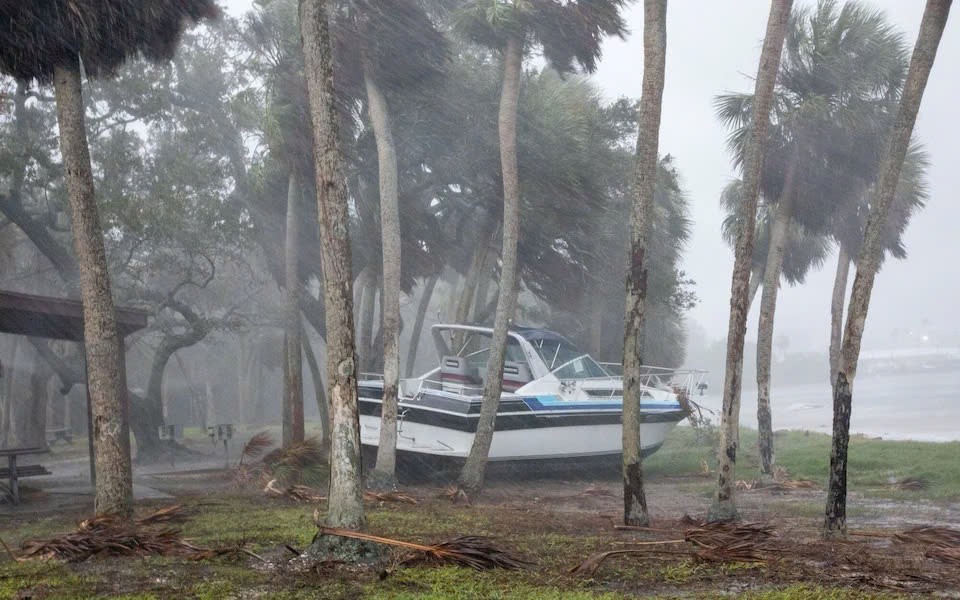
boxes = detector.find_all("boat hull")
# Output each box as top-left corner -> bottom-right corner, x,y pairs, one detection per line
357,385 -> 685,461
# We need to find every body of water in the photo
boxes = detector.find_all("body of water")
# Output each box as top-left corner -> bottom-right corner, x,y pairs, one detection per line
693,370 -> 960,442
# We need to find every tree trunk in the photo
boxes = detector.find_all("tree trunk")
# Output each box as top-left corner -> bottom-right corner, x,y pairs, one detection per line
621,0 -> 667,527
458,32 -> 523,494
709,0 -> 792,523
53,60 -> 133,517
283,171 -> 305,447
300,0 -> 366,537
357,267 -> 377,373
824,0 -> 950,537
363,63 -> 402,486
406,275 -> 438,377
747,270 -> 762,312
755,159 -> 798,477
302,335 -> 330,446
829,246 -> 850,389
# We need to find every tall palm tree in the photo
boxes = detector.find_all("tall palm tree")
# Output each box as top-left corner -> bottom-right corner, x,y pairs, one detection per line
0,0 -> 217,518
708,0 -> 793,523
332,0 -> 448,487
621,0 -> 667,528
825,0 -> 951,537
828,144 -> 928,386
715,0 -> 909,477
299,0 -> 366,539
455,0 -> 629,494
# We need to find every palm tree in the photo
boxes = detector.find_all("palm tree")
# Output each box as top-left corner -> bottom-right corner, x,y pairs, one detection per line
0,0 -> 217,518
299,0 -> 366,540
621,0 -> 667,528
720,180 -> 832,311
825,0 -> 951,537
715,0 -> 909,477
331,0 -> 448,487
455,0 -> 629,494
708,0 -> 793,523
829,144 -> 928,386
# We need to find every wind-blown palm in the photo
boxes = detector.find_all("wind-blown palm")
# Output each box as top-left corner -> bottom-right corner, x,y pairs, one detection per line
715,0 -> 915,477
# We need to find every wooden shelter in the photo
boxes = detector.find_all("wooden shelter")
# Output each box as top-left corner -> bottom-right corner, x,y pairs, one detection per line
0,289 -> 148,484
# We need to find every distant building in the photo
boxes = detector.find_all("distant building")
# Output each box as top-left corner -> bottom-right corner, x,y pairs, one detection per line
858,347 -> 960,374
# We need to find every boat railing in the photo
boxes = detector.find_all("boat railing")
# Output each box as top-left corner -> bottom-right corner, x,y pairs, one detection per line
593,364 -> 708,397
359,372 -> 385,382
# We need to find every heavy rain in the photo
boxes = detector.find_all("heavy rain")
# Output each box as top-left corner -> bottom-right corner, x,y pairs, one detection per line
0,0 -> 958,597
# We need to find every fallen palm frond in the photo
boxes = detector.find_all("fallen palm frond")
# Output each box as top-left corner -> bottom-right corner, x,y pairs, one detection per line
693,539 -> 771,563
239,431 -> 274,465
136,504 -> 191,526
925,544 -> 960,565
263,481 -> 418,505
364,490 -> 418,505
683,521 -> 775,549
735,478 -> 816,492
264,479 -> 325,502
571,541 -> 688,576
894,526 -> 960,547
440,484 -> 471,506
19,521 -> 208,563
317,527 -> 530,570
888,477 -> 929,491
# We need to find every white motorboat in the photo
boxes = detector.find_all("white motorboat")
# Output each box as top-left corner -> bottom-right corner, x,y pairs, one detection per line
358,324 -> 704,462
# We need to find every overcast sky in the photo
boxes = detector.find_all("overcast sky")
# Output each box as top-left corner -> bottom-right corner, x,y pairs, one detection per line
220,0 -> 959,352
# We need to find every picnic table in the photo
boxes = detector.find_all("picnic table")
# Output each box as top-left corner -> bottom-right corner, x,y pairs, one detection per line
0,446 -> 51,505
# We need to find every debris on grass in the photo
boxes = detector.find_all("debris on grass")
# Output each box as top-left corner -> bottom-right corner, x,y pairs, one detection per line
264,479 -> 326,502
887,476 -> 929,491
735,478 -> 817,492
683,521 -> 775,549
263,480 -> 418,504
19,517 -> 198,562
136,504 -> 192,526
317,527 -> 531,570
440,484 -> 471,506
925,545 -> 960,566
364,490 -> 418,505
579,485 -> 614,498
239,431 -> 275,465
571,542 -> 688,576
894,526 -> 960,547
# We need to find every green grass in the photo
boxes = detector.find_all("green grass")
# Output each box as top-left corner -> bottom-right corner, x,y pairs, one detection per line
645,426 -> 960,501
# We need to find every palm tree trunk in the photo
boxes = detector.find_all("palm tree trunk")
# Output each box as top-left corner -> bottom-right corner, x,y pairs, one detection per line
363,64 -> 402,486
283,171 -> 305,447
302,334 -> 330,447
406,275 -> 438,377
358,267 -> 377,373
829,246 -> 850,388
300,0 -> 365,535
709,0 -> 792,523
824,0 -> 950,538
53,59 -> 133,518
458,32 -> 523,494
755,158 -> 798,477
747,270 -> 762,312
621,0 -> 667,527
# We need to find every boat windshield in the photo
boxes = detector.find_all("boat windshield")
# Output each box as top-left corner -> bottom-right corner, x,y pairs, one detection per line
551,354 -> 609,379
531,338 -> 609,379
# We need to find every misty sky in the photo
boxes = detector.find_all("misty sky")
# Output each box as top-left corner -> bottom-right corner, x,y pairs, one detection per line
222,0 -> 959,352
